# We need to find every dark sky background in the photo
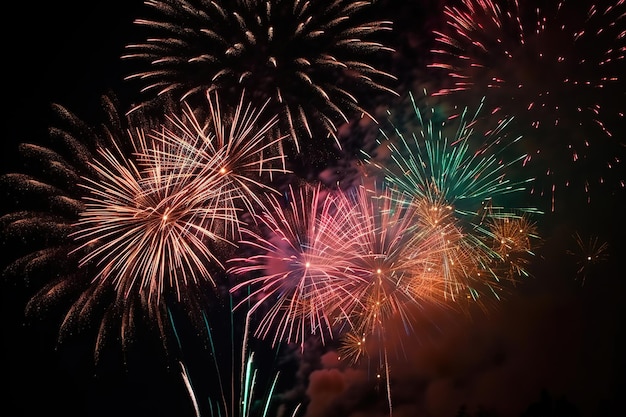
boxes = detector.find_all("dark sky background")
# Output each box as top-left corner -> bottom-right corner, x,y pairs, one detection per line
2,1 -> 625,417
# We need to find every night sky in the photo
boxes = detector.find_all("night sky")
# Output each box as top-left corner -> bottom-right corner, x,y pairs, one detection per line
2,1 -> 625,417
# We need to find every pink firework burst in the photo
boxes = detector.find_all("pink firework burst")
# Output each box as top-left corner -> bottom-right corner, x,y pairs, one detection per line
228,182 -> 364,348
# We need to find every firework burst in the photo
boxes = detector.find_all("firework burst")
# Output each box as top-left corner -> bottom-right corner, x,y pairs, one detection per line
337,331 -> 368,365
123,0 -> 398,151
229,181 -> 449,416
485,212 -> 540,279
566,231 -> 610,285
70,125 -> 230,340
228,182 -> 363,348
2,91 -> 285,359
335,184 -> 448,415
361,92 -> 542,303
1,111 -> 97,287
141,90 -> 289,240
336,185 -> 445,336
0,97 -> 174,357
68,91 -> 287,355
429,0 -> 626,200
299,183 -> 470,416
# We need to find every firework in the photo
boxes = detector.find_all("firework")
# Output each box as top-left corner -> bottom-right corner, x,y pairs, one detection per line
1,91 -> 285,359
1,106 -> 92,281
228,181 -> 441,416
429,0 -> 626,200
566,231 -> 610,285
228,182 -> 368,347
334,185 -> 445,416
485,212 -> 540,279
174,301 -> 300,417
70,123 -> 230,334
0,97 -> 136,354
141,90 -> 289,240
336,185 -> 445,336
123,0 -> 398,151
361,91 -> 542,302
326,173 -> 538,416
69,90 -> 289,354
337,331 -> 368,365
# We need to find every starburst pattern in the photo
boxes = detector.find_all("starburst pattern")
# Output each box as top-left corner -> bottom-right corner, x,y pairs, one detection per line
228,182 -> 362,348
0,96 -> 182,357
337,331 -> 367,365
71,125 -> 229,321
68,91 -> 287,354
566,231 -> 610,285
140,91 -> 289,240
485,212 -> 540,279
123,0 -> 398,151
333,184 -> 449,415
336,185 -> 444,336
1,92 -> 288,359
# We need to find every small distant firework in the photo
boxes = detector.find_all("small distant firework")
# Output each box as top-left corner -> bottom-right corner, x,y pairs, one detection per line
485,212 -> 540,279
228,182 -> 362,348
123,0 -> 398,151
338,332 -> 367,365
362,92 -> 541,303
429,0 -> 626,200
566,232 -> 610,285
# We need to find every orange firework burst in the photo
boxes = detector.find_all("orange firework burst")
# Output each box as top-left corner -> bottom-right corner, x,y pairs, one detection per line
337,185 -> 445,336
338,332 -> 368,365
486,212 -> 540,279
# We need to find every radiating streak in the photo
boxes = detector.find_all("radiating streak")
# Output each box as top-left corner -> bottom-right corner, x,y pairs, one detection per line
123,0 -> 398,148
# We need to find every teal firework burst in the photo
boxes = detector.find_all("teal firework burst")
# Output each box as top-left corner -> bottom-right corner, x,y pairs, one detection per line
361,92 -> 542,303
